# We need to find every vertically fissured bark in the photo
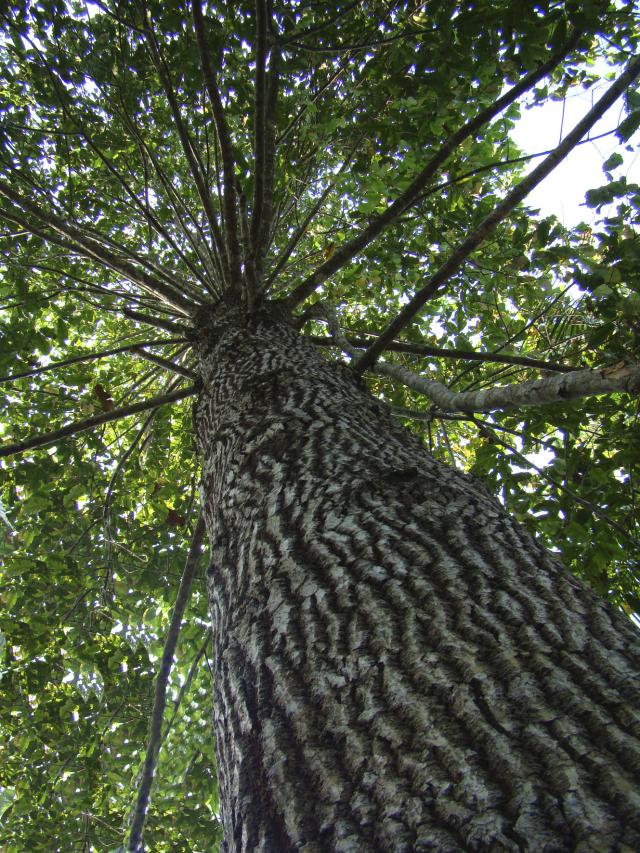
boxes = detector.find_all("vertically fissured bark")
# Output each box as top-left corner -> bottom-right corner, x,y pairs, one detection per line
194,301 -> 640,852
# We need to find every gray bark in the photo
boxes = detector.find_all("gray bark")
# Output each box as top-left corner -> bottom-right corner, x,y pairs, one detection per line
194,302 -> 640,852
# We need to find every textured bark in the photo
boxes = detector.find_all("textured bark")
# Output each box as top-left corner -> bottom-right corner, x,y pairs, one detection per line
194,303 -> 640,852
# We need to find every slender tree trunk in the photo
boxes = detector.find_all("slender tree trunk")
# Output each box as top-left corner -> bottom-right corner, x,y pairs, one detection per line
194,302 -> 640,852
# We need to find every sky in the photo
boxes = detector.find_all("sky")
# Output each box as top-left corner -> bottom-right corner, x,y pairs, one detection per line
510,68 -> 639,227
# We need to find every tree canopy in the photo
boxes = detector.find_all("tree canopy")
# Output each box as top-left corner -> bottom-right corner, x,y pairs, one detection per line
0,1 -> 639,850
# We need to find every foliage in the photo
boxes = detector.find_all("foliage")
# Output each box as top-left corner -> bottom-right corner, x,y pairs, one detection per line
0,0 -> 639,849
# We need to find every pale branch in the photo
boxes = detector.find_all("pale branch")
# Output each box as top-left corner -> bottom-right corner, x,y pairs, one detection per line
308,333 -> 572,373
123,309 -> 190,336
354,54 -> 640,372
371,358 -> 640,414
127,512 -> 207,853
0,339 -> 186,383
140,3 -> 229,287
192,0 -> 242,287
283,28 -> 581,310
0,181 -> 194,314
131,347 -> 196,380
474,420 -> 640,551
0,386 -> 196,459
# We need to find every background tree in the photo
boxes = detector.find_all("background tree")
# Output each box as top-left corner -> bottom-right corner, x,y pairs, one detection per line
0,0 -> 639,850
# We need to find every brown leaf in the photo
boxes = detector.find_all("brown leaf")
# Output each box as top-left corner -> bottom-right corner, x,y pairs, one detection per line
165,508 -> 186,527
94,383 -> 114,411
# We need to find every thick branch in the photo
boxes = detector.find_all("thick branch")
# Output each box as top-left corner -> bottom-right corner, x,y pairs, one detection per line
127,513 -> 207,853
355,54 -> 640,372
373,359 -> 640,414
284,29 -> 581,309
0,386 -> 196,459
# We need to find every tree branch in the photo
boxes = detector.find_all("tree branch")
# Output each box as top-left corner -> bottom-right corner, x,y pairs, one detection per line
267,138 -> 362,288
131,347 -> 196,380
191,0 -> 242,287
255,44 -> 280,285
123,309 -> 190,336
140,2 -> 229,287
354,54 -> 640,372
372,359 -> 640,414
0,386 -> 196,459
126,512 -> 207,853
0,180 -> 194,314
0,339 -> 186,383
308,333 -> 573,373
284,28 -> 582,310
251,0 -> 269,268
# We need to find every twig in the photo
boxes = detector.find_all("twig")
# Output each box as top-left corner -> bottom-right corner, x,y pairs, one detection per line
126,513 -> 207,853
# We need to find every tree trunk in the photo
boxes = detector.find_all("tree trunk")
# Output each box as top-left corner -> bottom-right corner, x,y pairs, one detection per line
194,302 -> 640,852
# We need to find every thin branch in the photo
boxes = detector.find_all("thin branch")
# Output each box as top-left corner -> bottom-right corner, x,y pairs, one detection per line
266,138 -> 361,288
162,629 -> 212,741
103,407 -> 159,542
278,0 -> 362,46
131,347 -> 196,380
0,339 -> 186,384
127,512 -> 207,853
117,92 -> 220,293
192,0 -> 242,287
123,308 -> 189,336
0,386 -> 196,459
307,333 -> 573,373
0,181 -> 194,314
140,2 -> 228,286
354,54 -> 640,372
284,28 -> 582,310
255,44 -> 280,284
473,420 -> 640,551
251,0 -> 269,266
